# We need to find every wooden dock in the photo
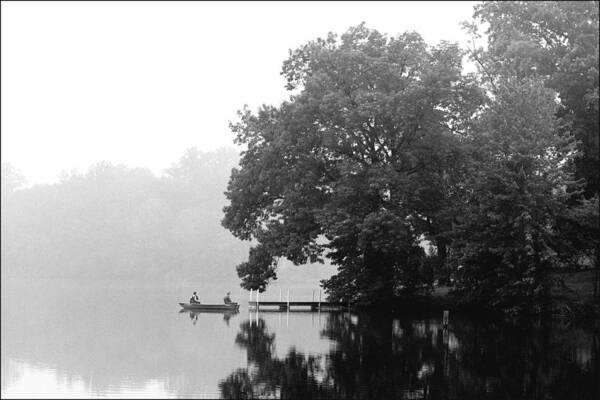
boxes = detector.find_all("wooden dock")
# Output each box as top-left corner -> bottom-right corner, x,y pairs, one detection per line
248,301 -> 347,311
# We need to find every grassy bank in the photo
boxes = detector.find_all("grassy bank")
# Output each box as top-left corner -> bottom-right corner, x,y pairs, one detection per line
552,270 -> 599,321
381,270 -> 599,320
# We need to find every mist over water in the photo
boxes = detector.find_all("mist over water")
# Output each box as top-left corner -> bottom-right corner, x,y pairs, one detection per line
2,143 -> 598,400
2,147 -> 598,399
2,279 -> 597,399
2,1 -> 599,398
2,150 -> 599,399
1,148 -> 338,398
1,149 -> 335,286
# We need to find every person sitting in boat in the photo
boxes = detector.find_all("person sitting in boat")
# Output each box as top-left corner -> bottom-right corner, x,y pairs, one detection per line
223,292 -> 232,305
190,291 -> 200,304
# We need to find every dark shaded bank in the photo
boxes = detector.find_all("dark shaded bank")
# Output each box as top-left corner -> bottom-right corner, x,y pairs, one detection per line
353,270 -> 600,323
385,294 -> 600,328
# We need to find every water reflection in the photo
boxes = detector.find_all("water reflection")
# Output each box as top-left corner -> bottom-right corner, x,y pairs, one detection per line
220,318 -> 329,399
220,312 -> 599,400
1,283 -> 597,399
1,359 -> 174,399
1,284 -> 249,398
178,309 -> 239,326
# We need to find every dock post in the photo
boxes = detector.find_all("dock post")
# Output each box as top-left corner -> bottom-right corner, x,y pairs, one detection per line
443,310 -> 449,328
257,290 -> 259,311
249,289 -> 253,309
312,289 -> 315,303
287,288 -> 290,310
319,290 -> 322,310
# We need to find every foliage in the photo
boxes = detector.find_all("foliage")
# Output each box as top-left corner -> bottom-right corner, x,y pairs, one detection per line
450,77 -> 582,313
222,24 -> 483,302
466,0 -> 599,197
235,244 -> 278,292
457,1 -> 600,311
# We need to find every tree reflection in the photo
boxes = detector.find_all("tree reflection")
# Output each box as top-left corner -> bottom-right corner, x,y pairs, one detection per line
219,313 -> 598,400
219,318 -> 330,399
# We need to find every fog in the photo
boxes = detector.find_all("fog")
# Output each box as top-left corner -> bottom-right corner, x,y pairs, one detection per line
1,1 -> 476,288
1,149 -> 335,287
1,1 -> 477,186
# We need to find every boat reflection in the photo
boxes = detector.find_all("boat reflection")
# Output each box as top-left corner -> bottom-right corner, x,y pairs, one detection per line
178,308 -> 239,326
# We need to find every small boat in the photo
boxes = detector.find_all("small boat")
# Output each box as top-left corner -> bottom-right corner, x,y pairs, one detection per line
178,302 -> 240,312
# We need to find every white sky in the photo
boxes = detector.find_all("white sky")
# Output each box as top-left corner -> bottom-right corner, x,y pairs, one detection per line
1,1 -> 479,185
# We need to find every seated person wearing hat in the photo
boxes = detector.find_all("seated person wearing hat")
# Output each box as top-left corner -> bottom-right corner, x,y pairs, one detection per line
190,291 -> 200,304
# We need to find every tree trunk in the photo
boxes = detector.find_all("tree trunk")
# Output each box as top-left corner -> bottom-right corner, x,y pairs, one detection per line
594,261 -> 599,301
436,237 -> 449,282
594,242 -> 600,302
437,237 -> 447,264
363,244 -> 395,306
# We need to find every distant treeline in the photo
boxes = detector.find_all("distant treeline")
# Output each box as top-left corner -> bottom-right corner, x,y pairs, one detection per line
1,148 -> 249,284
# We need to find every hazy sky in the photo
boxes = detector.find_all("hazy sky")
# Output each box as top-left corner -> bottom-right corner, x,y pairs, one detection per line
2,1 -> 479,185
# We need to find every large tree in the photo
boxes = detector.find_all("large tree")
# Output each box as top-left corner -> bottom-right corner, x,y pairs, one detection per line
222,24 -> 482,304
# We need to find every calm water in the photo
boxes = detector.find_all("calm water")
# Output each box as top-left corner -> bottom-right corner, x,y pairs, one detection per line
1,280 -> 598,399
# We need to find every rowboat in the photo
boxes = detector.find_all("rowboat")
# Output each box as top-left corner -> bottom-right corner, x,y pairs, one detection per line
178,302 -> 240,312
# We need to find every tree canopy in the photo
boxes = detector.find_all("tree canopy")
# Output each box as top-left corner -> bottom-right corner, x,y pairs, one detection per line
450,77 -> 581,313
223,24 -> 483,303
467,1 -> 599,197
223,14 -> 598,312
456,1 -> 600,312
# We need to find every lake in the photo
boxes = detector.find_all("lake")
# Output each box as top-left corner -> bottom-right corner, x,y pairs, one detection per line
1,279 -> 598,399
